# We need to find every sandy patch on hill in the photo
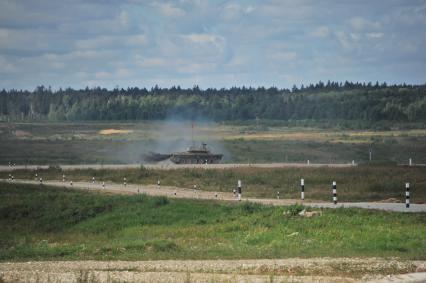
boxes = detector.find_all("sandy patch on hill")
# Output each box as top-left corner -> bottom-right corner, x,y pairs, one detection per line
99,129 -> 133,135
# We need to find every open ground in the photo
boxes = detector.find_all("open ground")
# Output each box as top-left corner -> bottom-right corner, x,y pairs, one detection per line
1,121 -> 425,282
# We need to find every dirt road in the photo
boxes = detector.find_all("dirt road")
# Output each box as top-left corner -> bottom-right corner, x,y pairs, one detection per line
3,179 -> 425,213
1,258 -> 425,283
0,162 -> 356,172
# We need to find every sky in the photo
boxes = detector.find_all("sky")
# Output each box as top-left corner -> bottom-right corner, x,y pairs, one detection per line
0,0 -> 425,90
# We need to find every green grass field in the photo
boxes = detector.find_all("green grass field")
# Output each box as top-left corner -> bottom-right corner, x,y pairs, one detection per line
0,183 -> 425,261
3,165 -> 425,202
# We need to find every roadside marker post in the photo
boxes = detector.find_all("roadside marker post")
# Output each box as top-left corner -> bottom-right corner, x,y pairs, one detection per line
123,177 -> 127,187
39,177 -> 43,185
102,181 -> 105,189
332,181 -> 337,205
277,191 -> 280,199
70,181 -> 73,186
409,158 -> 412,166
406,183 -> 410,208
301,179 -> 305,201
11,175 -> 14,182
92,176 -> 95,184
157,179 -> 160,189
35,173 -> 38,181
8,174 -> 11,182
237,180 -> 242,201
62,174 -> 65,182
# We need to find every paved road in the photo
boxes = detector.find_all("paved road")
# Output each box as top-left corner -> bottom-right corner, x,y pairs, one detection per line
2,179 -> 425,213
0,162 -> 356,172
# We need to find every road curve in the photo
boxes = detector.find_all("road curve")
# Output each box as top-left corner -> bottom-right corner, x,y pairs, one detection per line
0,162 -> 356,172
1,179 -> 424,213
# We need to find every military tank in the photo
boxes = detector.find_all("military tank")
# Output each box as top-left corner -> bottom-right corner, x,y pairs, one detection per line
169,142 -> 223,164
143,142 -> 223,164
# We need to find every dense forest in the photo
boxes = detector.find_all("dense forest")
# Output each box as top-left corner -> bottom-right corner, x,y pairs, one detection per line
1,81 -> 426,122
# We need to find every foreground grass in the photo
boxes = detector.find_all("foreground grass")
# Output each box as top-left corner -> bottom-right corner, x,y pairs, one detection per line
0,183 -> 425,261
3,165 -> 426,202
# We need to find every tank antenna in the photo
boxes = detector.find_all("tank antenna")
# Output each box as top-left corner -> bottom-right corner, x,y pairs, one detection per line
191,122 -> 195,146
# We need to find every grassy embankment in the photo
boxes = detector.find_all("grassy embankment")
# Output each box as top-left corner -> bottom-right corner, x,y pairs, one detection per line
3,165 -> 426,202
0,183 -> 425,262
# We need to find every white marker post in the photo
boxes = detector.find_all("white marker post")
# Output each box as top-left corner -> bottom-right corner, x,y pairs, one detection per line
62,174 -> 65,182
35,173 -> 38,181
352,160 -> 355,166
307,160 -> 310,165
11,175 -> 14,182
237,180 -> 242,201
277,191 -> 280,199
301,178 -> 305,201
8,174 -> 11,182
157,179 -> 160,189
123,177 -> 127,187
406,183 -> 410,208
102,181 -> 105,189
332,181 -> 337,205
409,158 -> 412,166
70,181 -> 73,186
40,177 -> 43,185
92,176 -> 95,184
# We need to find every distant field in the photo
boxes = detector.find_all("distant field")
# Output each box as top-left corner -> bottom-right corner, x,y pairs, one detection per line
0,121 -> 425,164
0,183 -> 425,262
3,165 -> 426,203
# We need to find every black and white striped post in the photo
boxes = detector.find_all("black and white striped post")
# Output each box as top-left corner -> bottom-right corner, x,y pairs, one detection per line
92,176 -> 95,184
237,180 -> 242,201
11,175 -> 14,182
35,173 -> 38,181
157,179 -> 160,189
70,180 -> 73,186
102,181 -> 105,189
193,184 -> 197,193
62,174 -> 65,182
123,177 -> 127,187
406,182 -> 410,208
332,181 -> 337,205
8,174 -> 11,182
277,191 -> 280,199
39,177 -> 43,185
301,178 -> 305,201
215,192 -> 218,198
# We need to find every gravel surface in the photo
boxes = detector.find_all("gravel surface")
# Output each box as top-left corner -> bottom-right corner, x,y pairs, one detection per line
0,162 -> 356,172
1,258 -> 425,283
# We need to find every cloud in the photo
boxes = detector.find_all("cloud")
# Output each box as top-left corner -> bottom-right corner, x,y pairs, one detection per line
310,26 -> 330,38
154,2 -> 186,17
136,57 -> 168,68
349,17 -> 381,31
0,0 -> 426,90
75,34 -> 148,50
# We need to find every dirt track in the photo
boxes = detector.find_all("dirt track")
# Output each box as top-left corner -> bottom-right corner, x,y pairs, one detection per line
0,162 -> 356,172
2,179 -> 426,213
1,258 -> 425,283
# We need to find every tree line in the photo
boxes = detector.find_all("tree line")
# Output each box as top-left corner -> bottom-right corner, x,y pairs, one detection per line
1,81 -> 425,122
